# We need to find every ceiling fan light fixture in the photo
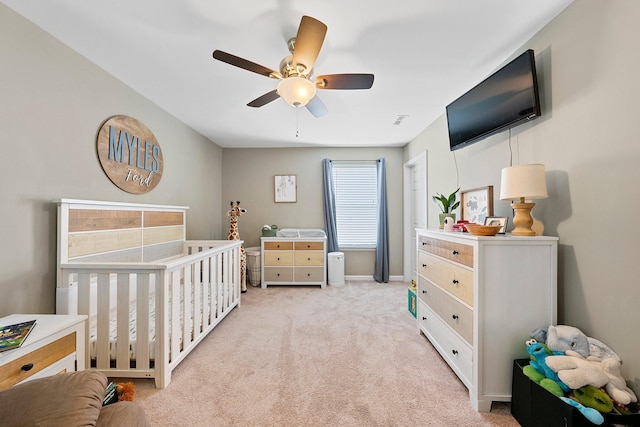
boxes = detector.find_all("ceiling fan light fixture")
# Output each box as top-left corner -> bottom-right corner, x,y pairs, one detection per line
277,77 -> 316,107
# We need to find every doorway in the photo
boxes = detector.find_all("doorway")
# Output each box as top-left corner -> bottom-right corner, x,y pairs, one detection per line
403,151 -> 427,282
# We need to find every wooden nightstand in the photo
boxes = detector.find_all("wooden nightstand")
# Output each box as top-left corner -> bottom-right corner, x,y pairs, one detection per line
0,314 -> 86,390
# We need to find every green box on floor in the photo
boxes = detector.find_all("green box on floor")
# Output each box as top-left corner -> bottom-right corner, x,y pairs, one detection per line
407,287 -> 416,318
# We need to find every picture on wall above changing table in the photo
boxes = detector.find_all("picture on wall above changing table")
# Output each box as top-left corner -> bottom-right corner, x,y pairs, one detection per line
275,175 -> 297,203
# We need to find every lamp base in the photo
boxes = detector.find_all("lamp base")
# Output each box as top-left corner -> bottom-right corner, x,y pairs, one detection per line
511,202 -> 537,236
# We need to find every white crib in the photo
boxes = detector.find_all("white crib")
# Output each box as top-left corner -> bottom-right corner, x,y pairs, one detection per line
56,199 -> 242,388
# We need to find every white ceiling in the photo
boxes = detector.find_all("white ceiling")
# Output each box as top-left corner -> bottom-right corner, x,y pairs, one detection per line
3,0 -> 573,148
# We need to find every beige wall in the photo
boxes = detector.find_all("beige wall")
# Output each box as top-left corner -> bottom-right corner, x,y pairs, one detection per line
221,147 -> 404,277
405,0 -> 640,388
0,5 -> 224,315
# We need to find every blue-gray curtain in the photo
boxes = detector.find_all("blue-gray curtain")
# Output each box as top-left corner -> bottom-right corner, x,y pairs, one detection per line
374,158 -> 389,283
322,159 -> 339,253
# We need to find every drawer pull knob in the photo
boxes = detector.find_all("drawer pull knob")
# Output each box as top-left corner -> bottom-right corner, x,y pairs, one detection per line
307,245 -> 310,248
277,257 -> 280,260
452,250 -> 459,255
422,264 -> 427,268
452,279 -> 459,285
452,349 -> 458,355
452,314 -> 459,320
422,316 -> 427,321
307,273 -> 311,277
21,363 -> 34,372
422,290 -> 427,294
307,258 -> 311,261
421,242 -> 427,246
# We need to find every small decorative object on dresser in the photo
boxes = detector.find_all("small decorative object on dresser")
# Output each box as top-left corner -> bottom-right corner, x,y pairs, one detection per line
465,223 -> 501,236
415,229 -> 558,412
432,188 -> 460,228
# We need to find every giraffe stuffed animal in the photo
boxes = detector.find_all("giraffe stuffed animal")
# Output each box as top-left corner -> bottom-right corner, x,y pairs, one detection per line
227,201 -> 247,293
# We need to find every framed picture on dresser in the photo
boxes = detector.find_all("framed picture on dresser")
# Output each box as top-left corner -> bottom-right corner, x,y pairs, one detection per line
460,186 -> 493,224
484,216 -> 508,234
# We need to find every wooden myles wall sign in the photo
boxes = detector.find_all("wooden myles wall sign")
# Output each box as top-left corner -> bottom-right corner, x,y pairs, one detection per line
97,115 -> 163,194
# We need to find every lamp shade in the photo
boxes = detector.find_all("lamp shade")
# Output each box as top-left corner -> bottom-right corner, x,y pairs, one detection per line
499,164 -> 548,200
277,77 -> 317,107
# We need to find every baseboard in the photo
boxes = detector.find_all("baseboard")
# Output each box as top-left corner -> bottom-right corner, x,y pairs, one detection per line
345,275 -> 405,282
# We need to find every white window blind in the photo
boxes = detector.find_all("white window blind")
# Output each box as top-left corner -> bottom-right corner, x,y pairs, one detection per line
332,161 -> 378,249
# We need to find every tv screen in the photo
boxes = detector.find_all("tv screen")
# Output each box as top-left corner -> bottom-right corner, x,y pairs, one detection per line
446,49 -> 541,151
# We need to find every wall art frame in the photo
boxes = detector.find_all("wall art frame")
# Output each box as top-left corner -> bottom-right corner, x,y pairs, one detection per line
460,185 -> 494,224
274,175 -> 297,203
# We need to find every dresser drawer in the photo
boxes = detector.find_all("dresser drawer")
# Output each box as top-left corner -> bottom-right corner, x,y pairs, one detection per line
421,253 -> 473,306
418,236 -> 473,268
263,267 -> 294,282
294,251 -> 324,266
21,353 -> 76,385
294,267 -> 324,282
264,241 -> 293,250
0,333 -> 76,389
264,251 -> 294,266
418,301 -> 472,386
422,279 -> 473,345
294,241 -> 324,250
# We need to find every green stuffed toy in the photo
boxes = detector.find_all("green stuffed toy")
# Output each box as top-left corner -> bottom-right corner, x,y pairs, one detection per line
573,385 -> 614,414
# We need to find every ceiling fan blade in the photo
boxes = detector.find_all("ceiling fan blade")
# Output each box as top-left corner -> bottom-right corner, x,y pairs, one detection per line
315,74 -> 375,90
306,96 -> 328,118
247,90 -> 281,107
291,16 -> 327,74
213,50 -> 282,79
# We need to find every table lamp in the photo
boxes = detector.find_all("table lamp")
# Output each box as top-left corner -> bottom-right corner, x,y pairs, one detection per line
499,164 -> 548,236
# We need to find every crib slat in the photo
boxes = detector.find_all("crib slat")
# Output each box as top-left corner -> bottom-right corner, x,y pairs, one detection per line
78,273 -> 92,371
170,269 -> 181,363
136,273 -> 150,370
202,257 -> 210,326
193,261 -> 202,333
116,273 -> 131,370
96,273 -> 111,369
182,264 -> 192,347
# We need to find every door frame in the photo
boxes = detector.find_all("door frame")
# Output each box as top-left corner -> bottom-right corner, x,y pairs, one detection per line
403,151 -> 428,282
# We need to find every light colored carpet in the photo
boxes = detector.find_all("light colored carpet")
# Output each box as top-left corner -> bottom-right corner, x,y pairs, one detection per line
129,281 -> 520,426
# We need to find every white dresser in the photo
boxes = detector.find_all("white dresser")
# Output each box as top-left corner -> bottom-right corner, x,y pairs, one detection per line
0,314 -> 86,390
261,237 -> 327,288
415,229 -> 557,412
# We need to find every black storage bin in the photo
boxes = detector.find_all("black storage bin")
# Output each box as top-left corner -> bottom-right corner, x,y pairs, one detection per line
512,359 -> 640,427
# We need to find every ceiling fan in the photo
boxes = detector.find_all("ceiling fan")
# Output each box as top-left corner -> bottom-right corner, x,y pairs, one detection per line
212,15 -> 374,118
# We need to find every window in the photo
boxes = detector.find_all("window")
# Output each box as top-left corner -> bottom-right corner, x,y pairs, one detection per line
332,161 -> 378,249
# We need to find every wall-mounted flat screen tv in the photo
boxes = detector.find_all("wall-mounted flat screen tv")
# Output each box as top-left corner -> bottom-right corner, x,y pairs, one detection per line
446,49 -> 541,151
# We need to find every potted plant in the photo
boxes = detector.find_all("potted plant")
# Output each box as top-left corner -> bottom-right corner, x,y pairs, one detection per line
432,188 -> 460,228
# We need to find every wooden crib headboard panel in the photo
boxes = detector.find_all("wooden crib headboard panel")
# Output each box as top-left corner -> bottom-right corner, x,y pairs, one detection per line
58,199 -> 189,264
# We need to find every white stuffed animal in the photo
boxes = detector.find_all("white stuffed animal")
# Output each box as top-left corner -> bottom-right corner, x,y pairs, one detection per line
546,350 -> 638,405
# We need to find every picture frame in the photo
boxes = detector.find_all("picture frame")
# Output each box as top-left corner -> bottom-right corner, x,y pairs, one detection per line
460,185 -> 494,224
484,216 -> 508,234
274,175 -> 297,203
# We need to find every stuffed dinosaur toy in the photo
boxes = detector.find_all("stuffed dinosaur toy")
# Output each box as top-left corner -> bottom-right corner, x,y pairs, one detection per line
546,351 -> 638,405
523,338 -> 571,396
531,325 -> 621,361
